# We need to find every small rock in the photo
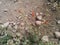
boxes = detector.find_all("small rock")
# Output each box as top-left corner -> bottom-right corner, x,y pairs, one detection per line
19,16 -> 22,19
13,23 -> 16,25
20,22 -> 25,26
36,12 -> 39,16
36,15 -> 42,20
35,21 -> 42,25
1,22 -> 9,27
54,32 -> 60,38
53,2 -> 57,7
40,12 -> 43,15
7,40 -> 14,45
57,20 -> 60,24
41,35 -> 49,42
47,2 -> 51,5
16,33 -> 21,37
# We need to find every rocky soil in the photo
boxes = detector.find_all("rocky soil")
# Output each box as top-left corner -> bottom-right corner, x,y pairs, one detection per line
0,0 -> 60,45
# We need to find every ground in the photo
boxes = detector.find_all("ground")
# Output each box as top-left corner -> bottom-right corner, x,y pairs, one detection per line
0,0 -> 43,22
0,0 -> 60,45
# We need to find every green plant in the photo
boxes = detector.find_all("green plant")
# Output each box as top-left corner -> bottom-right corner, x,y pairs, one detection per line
0,34 -> 13,45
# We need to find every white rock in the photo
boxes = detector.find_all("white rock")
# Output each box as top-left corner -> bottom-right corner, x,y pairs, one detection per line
57,20 -> 60,24
54,32 -> 60,38
37,15 -> 42,20
16,33 -> 20,37
1,22 -> 9,27
53,2 -> 57,7
41,35 -> 49,42
36,13 -> 39,16
13,23 -> 16,25
40,12 -> 43,15
35,21 -> 42,25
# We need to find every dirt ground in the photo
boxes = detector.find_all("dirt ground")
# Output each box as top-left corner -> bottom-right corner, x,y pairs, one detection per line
0,0 -> 57,39
0,0 -> 44,22
0,0 -> 60,45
